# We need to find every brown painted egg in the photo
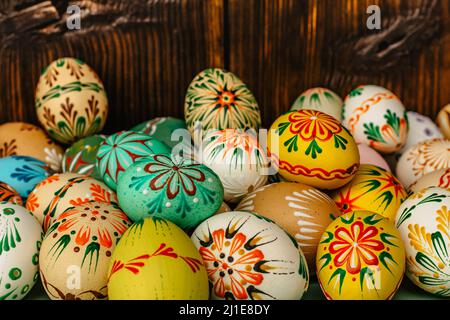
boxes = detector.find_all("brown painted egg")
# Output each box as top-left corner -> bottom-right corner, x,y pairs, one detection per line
39,201 -> 131,300
236,182 -> 341,268
26,173 -> 117,231
0,182 -> 23,205
0,122 -> 63,172
35,58 -> 108,144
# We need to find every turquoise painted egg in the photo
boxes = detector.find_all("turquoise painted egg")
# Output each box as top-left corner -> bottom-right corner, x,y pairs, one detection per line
130,117 -> 187,148
0,156 -> 50,199
96,131 -> 171,190
62,135 -> 107,180
117,154 -> 224,229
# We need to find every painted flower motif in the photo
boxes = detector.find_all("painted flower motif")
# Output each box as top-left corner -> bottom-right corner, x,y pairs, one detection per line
329,221 -> 385,274
288,110 -> 342,141
199,229 -> 264,299
144,154 -> 205,199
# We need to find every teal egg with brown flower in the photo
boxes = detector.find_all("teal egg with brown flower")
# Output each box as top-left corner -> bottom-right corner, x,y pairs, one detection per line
117,154 -> 224,229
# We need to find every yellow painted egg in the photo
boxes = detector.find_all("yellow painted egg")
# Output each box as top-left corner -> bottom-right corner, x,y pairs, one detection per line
236,182 -> 341,269
331,164 -> 408,221
291,87 -> 343,121
35,57 -> 108,144
39,201 -> 131,300
395,187 -> 450,297
396,138 -> 450,188
107,217 -> 209,300
316,211 -> 405,300
267,109 -> 359,190
184,68 -> 261,135
0,122 -> 64,171
26,173 -> 117,231
409,168 -> 450,193
191,211 -> 309,300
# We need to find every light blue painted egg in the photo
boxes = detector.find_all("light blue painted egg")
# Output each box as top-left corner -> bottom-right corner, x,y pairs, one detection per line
0,156 -> 50,199
117,154 -> 224,229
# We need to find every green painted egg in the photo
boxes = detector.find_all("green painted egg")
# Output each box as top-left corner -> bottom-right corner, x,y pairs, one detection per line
130,117 -> 186,148
117,154 -> 224,229
62,135 -> 107,180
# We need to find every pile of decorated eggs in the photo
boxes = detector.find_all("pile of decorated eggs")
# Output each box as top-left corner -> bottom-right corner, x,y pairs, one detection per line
2,58 -> 450,301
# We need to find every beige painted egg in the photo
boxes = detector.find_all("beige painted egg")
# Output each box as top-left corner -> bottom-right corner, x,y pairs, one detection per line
236,182 -> 341,268
291,87 -> 343,121
0,182 -> 23,205
39,201 -> 131,300
191,211 -> 309,300
26,173 -> 117,231
436,104 -> 450,139
0,122 -> 63,171
396,138 -> 450,188
35,57 -> 108,144
409,168 -> 450,193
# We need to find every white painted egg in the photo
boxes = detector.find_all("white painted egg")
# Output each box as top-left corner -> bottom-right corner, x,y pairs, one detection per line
291,87 -> 343,121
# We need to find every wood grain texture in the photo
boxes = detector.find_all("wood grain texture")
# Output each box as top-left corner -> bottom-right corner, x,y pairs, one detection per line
0,0 -> 448,132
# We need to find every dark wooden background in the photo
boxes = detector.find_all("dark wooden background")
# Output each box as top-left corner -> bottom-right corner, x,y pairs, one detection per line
0,0 -> 447,133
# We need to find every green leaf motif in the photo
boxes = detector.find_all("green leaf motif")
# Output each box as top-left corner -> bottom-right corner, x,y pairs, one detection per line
284,135 -> 299,153
305,139 -> 322,159
320,231 -> 334,244
363,123 -> 386,144
431,232 -> 448,264
328,268 -> 346,295
82,242 -> 100,273
340,213 -> 355,225
363,214 -> 384,226
334,134 -> 348,150
318,253 -> 332,271
380,233 -> 398,247
379,251 -> 397,274
359,267 -> 377,292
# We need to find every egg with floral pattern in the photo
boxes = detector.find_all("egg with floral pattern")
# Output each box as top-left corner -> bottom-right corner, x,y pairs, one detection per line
62,135 -> 107,180
108,217 -> 209,300
395,187 -> 450,297
198,129 -> 269,203
396,138 -> 450,188
184,68 -> 261,135
26,173 -> 117,232
0,182 -> 23,205
35,57 -> 108,144
331,164 -> 408,221
409,168 -> 450,193
236,182 -> 341,268
0,122 -> 64,172
191,211 -> 309,300
0,156 -> 50,199
117,154 -> 224,229
131,117 -> 187,148
342,85 -> 408,154
267,109 -> 359,190
291,87 -> 343,121
316,211 -> 405,300
39,201 -> 131,300
96,131 -> 171,191
0,203 -> 43,300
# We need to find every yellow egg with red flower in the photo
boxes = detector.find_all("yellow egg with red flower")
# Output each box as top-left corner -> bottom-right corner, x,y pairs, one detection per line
268,109 -> 359,190
316,210 -> 405,300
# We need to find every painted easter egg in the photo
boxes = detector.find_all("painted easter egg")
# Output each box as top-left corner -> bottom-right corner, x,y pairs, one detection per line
35,57 -> 108,144
396,138 -> 450,188
199,129 -> 269,203
184,68 -> 261,135
317,211 -> 405,300
0,122 -> 64,172
62,135 -> 106,180
117,154 -> 224,229
291,87 -> 343,121
39,201 -> 131,300
409,168 -> 450,193
0,203 -> 43,300
108,217 -> 209,300
0,156 -> 50,199
342,85 -> 408,154
236,182 -> 341,268
397,111 -> 443,157
395,187 -> 450,297
191,211 -> 309,300
357,143 -> 391,172
131,117 -> 187,148
26,173 -> 117,231
267,109 -> 359,190
437,104 -> 450,139
0,182 -> 23,205
331,164 -> 407,221
96,131 -> 171,191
